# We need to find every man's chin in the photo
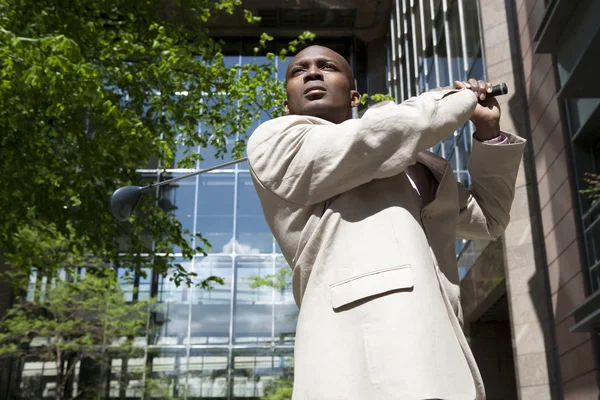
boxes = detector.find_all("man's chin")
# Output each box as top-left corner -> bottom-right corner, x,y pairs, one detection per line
288,101 -> 349,123
297,102 -> 336,120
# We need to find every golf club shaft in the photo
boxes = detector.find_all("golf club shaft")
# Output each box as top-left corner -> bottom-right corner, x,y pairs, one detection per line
142,157 -> 248,191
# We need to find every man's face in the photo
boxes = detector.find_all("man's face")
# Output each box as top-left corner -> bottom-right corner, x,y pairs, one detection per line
285,46 -> 360,124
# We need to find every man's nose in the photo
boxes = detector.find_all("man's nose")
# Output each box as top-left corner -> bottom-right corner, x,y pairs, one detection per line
304,65 -> 323,82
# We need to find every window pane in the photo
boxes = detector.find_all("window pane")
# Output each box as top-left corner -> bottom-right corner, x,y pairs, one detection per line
462,0 -> 481,67
427,56 -> 437,90
108,357 -> 146,399
138,268 -> 152,301
422,0 -> 433,47
236,173 -> 274,253
436,32 -> 450,87
232,351 -> 294,399
150,259 -> 191,345
233,256 -> 274,344
196,173 -> 235,254
147,349 -> 187,398
274,257 -> 297,344
187,349 -> 229,399
117,268 -> 134,302
413,1 -> 424,71
447,135 -> 458,170
468,53 -> 484,80
190,256 -> 232,344
456,128 -> 471,172
159,175 -> 196,253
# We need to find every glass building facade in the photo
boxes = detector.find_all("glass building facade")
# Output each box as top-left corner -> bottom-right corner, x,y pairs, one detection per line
385,0 -> 485,279
114,49 -> 298,399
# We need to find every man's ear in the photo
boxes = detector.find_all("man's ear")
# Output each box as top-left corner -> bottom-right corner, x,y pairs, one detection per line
284,100 -> 289,115
350,90 -> 360,108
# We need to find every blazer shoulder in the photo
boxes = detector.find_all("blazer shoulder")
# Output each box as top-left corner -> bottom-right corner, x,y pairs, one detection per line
249,116 -> 300,148
247,114 -> 328,153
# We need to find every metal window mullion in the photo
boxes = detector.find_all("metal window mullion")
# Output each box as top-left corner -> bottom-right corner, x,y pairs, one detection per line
403,0 -> 413,98
410,1 -> 420,95
182,159 -> 203,398
395,0 -> 406,102
430,0 -> 440,91
419,0 -> 429,90
457,0 -> 469,78
386,42 -> 394,98
271,256 -> 276,346
225,50 -> 243,400
389,13 -> 399,102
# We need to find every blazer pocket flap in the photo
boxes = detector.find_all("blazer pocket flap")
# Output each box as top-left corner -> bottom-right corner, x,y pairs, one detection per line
329,265 -> 412,309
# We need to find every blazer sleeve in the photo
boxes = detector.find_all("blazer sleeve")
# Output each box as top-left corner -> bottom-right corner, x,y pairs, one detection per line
456,132 -> 527,240
248,89 -> 478,206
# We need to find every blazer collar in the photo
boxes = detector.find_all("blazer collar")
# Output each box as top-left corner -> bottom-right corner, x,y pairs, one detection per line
416,150 -> 450,185
416,151 -> 455,209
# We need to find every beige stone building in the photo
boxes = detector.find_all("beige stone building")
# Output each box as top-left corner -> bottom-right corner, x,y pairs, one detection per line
460,0 -> 599,398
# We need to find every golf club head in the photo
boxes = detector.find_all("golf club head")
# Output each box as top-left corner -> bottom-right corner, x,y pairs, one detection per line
110,186 -> 143,222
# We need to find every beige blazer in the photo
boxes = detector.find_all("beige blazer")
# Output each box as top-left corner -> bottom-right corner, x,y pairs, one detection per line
247,89 -> 526,400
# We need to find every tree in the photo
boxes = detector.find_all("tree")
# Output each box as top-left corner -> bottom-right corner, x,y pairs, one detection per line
0,269 -> 150,400
261,376 -> 293,400
0,0 -> 313,292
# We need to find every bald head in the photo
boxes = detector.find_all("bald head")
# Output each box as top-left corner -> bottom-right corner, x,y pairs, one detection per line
284,45 -> 360,124
286,45 -> 356,89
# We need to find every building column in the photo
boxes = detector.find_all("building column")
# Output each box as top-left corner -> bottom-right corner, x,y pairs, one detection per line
477,0 -> 562,398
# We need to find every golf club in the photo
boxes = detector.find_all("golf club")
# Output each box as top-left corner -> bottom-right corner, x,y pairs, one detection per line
109,82 -> 509,221
110,157 -> 246,221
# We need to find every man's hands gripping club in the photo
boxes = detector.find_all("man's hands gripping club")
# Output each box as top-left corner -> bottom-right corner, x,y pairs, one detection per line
433,78 -> 502,141
454,79 -> 501,141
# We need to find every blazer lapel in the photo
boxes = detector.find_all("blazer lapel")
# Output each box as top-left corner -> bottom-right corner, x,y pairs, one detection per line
416,151 -> 455,214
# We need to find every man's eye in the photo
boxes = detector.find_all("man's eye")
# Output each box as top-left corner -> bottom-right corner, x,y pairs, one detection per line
291,68 -> 304,75
322,63 -> 335,70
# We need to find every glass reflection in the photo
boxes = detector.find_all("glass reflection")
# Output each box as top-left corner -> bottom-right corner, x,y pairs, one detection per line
187,349 -> 229,398
190,256 -> 232,344
436,32 -> 450,87
117,268 -> 134,302
274,257 -> 297,344
237,173 -> 274,253
159,175 -> 197,253
147,349 -> 187,398
150,259 -> 191,345
108,357 -> 145,399
234,256 -> 274,344
232,351 -> 294,399
196,173 -> 235,253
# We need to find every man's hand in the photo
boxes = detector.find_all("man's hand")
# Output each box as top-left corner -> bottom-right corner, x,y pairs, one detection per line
455,79 -> 501,141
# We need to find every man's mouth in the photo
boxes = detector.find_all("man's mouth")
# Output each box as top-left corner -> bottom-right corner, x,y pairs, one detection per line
304,85 -> 326,95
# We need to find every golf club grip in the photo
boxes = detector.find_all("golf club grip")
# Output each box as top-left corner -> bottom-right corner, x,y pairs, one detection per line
489,83 -> 508,97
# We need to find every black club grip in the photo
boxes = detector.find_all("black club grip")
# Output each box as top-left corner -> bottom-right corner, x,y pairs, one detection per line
489,83 -> 508,97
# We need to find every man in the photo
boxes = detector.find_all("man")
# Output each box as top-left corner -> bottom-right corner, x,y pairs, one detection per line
247,45 -> 525,399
